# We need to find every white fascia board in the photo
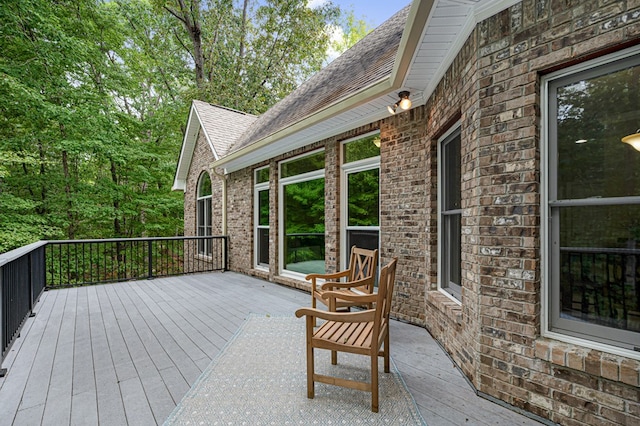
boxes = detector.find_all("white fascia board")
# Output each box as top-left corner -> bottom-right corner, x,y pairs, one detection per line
172,104 -> 199,192
213,77 -> 396,172
391,0 -> 436,88
213,0 -> 436,174
173,101 -> 228,191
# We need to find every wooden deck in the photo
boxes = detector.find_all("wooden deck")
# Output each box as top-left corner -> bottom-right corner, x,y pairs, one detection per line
0,272 -> 541,425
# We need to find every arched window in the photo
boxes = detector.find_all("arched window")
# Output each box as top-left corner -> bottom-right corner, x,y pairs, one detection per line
197,172 -> 212,256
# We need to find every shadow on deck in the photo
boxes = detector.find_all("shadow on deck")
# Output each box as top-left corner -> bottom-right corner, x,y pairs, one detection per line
0,272 -> 541,425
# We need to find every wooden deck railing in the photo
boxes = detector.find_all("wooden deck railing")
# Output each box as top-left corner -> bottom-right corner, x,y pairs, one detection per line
0,236 -> 227,371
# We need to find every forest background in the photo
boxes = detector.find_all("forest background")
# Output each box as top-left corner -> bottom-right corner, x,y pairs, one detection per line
0,0 -> 369,254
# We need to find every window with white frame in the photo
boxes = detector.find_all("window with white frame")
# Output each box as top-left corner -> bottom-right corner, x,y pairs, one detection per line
544,48 -> 640,353
279,150 -> 325,276
341,132 -> 380,270
197,172 -> 212,256
254,167 -> 270,269
439,126 -> 462,301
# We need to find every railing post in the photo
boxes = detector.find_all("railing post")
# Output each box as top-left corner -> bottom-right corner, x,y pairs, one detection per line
147,239 -> 153,279
224,236 -> 229,271
0,268 -> 5,377
28,253 -> 35,318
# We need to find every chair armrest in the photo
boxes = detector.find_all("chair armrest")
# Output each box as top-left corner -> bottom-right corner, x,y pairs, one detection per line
320,276 -> 372,291
305,270 -> 351,282
295,307 -> 375,323
320,291 -> 377,304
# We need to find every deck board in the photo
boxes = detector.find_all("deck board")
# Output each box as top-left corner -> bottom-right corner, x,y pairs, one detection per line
0,272 -> 542,425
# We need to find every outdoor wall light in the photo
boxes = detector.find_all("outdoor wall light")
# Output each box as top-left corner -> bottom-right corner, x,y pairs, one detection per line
387,91 -> 411,115
622,130 -> 640,152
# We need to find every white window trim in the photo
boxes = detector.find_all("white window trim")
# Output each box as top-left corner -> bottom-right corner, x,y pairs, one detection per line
541,45 -> 640,360
278,149 -> 325,279
254,166 -> 270,271
340,132 -> 381,270
437,122 -> 462,306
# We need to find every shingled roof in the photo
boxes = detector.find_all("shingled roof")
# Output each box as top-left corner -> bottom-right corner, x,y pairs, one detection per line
175,0 -> 513,176
192,100 -> 258,158
228,5 -> 411,154
172,101 -> 257,191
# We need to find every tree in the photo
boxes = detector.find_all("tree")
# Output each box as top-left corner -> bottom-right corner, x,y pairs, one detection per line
0,0 -> 188,251
328,10 -> 372,61
155,0 -> 340,114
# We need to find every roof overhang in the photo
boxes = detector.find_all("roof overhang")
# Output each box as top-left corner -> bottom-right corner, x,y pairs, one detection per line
213,0 -> 519,173
172,103 -> 221,191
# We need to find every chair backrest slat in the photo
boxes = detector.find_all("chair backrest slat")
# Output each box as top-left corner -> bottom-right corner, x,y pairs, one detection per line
347,246 -> 378,292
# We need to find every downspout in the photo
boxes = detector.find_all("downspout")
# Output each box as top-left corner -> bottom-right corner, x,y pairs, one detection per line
212,167 -> 227,234
212,167 -> 228,270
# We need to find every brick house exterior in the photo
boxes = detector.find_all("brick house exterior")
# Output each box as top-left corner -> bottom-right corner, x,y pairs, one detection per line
175,1 -> 640,424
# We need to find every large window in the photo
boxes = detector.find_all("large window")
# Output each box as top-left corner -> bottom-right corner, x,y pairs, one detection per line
439,126 -> 462,301
254,167 -> 270,269
544,48 -> 640,353
197,172 -> 212,256
342,132 -> 380,269
279,150 -> 325,276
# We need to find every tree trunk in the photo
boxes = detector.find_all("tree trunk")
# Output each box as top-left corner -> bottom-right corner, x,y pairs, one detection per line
110,159 -> 122,237
61,150 -> 75,239
164,0 -> 205,88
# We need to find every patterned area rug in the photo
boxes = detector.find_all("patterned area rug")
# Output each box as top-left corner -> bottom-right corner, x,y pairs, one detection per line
164,314 -> 426,425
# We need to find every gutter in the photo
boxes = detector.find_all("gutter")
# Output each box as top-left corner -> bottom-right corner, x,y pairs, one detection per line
211,0 -> 435,171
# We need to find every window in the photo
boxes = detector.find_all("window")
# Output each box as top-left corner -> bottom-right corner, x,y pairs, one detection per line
439,126 -> 462,301
279,150 -> 325,276
342,132 -> 380,269
197,172 -> 212,256
544,48 -> 640,352
254,167 -> 270,269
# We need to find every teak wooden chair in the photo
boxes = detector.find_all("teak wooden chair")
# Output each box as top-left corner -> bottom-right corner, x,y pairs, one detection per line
295,257 -> 398,413
305,246 -> 378,314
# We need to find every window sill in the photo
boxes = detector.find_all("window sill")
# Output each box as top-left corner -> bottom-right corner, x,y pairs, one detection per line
535,336 -> 640,386
426,290 -> 463,326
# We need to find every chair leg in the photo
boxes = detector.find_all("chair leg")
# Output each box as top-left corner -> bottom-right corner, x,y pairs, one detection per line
311,294 -> 317,327
384,333 -> 390,373
306,318 -> 315,399
371,353 -> 379,413
331,350 -> 337,365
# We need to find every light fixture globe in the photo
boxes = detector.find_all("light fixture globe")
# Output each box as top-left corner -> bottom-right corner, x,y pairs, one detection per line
622,130 -> 640,152
398,91 -> 411,110
386,91 -> 411,115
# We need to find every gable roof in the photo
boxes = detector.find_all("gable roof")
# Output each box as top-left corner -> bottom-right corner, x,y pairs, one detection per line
172,101 -> 257,191
174,0 -> 519,177
229,5 -> 411,154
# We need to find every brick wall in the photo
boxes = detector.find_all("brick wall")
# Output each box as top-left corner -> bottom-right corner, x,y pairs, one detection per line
226,167 -> 253,274
183,130 -> 222,272
379,110 -> 429,326
403,1 -> 640,425
183,1 -> 640,424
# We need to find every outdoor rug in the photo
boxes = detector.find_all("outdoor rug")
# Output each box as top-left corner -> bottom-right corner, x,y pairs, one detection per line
164,314 -> 426,425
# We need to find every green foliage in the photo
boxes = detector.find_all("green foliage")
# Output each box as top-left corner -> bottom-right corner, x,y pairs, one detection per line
0,0 -> 356,254
0,0 -> 188,252
330,10 -> 372,56
155,0 -> 341,114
